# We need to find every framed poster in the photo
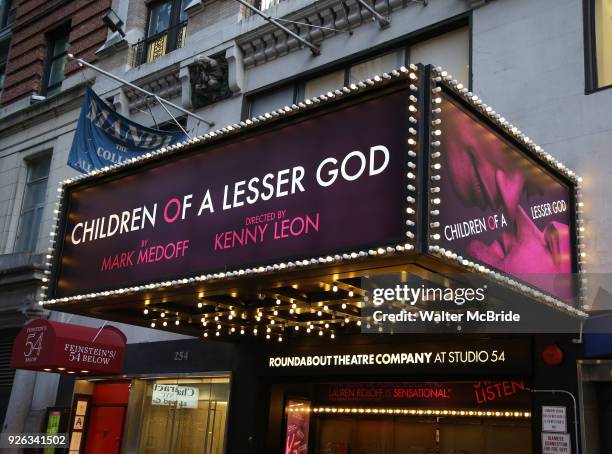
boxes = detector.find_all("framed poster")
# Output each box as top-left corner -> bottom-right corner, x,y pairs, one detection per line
284,397 -> 311,454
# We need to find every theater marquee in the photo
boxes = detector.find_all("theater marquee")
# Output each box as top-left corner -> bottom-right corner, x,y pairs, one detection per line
43,65 -> 585,338
52,86 -> 411,298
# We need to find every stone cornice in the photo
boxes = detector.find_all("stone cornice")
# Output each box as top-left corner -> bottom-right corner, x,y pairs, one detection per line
237,0 -> 417,68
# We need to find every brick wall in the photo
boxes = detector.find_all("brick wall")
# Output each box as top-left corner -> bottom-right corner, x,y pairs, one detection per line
1,0 -> 111,106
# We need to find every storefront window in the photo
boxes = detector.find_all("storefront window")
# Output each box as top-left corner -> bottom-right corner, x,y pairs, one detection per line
594,0 -> 612,88
123,376 -> 230,454
410,26 -> 470,87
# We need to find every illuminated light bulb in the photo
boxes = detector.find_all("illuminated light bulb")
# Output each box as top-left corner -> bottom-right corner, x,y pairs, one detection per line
162,321 -> 167,327
240,328 -> 245,335
344,317 -> 350,323
341,303 -> 347,309
215,331 -> 220,337
276,299 -> 281,305
319,330 -> 324,336
294,325 -> 300,331
348,290 -> 354,297
317,311 -> 323,316
332,285 -> 338,292
150,322 -> 156,328
160,313 -> 165,318
197,302 -> 203,308
266,334 -> 270,339
214,316 -> 219,321
175,320 -> 180,326
143,308 -> 149,315
356,320 -> 362,326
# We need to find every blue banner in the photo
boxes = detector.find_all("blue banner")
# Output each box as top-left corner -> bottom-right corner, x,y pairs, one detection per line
68,88 -> 188,173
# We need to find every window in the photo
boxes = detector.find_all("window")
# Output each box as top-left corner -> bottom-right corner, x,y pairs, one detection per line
249,84 -> 295,117
244,26 -> 471,118
588,0 -> 612,90
0,0 -> 15,29
135,0 -> 188,65
246,49 -> 407,117
304,70 -> 345,99
242,0 -> 282,18
409,27 -> 470,86
122,376 -> 230,453
14,154 -> 52,253
349,50 -> 404,84
0,38 -> 8,97
43,25 -> 70,97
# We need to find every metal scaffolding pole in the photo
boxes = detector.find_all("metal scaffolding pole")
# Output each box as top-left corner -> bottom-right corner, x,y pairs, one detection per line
67,54 -> 215,136
234,0 -> 320,55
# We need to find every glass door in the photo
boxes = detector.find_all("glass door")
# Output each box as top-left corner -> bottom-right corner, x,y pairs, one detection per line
123,376 -> 230,454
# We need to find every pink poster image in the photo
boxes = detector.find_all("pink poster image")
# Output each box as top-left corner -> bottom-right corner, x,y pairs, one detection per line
436,92 -> 575,302
284,399 -> 310,454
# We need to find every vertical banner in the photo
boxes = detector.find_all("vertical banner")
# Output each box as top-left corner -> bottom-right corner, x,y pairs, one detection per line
68,88 -> 187,173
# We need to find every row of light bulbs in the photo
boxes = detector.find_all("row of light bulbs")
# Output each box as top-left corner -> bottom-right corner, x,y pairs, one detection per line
40,67 -> 421,307
426,66 -> 587,317
310,407 -> 531,418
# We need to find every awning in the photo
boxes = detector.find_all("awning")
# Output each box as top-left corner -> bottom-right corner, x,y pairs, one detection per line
10,319 -> 126,375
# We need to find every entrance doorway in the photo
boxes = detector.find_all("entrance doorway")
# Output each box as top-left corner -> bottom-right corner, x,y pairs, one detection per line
315,415 -> 532,454
121,376 -> 230,454
83,382 -> 130,454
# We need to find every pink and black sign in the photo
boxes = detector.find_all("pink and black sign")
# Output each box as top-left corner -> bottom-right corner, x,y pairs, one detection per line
432,90 -> 577,302
52,87 -> 410,298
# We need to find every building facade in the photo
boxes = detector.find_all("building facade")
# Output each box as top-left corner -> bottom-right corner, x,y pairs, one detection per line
0,0 -> 611,453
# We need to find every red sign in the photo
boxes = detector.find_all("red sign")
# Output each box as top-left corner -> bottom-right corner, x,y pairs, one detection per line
10,319 -> 126,375
316,381 -> 530,409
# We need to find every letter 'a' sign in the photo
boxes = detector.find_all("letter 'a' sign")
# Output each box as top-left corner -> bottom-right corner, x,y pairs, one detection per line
51,83 -> 411,298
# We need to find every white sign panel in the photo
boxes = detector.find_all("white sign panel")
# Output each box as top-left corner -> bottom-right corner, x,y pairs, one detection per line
542,406 -> 567,432
542,432 -> 571,454
152,384 -> 199,408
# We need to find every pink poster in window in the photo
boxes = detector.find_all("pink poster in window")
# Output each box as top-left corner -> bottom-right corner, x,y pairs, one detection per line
285,399 -> 310,454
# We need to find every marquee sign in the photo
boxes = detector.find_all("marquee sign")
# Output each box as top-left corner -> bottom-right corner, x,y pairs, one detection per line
42,65 -> 585,334
424,69 -> 584,310
430,91 -> 575,302
50,84 -> 412,299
